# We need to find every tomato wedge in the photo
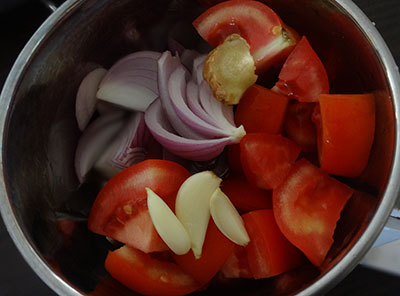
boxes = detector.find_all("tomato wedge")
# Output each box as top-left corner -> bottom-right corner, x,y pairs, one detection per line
88,160 -> 191,253
105,246 -> 200,296
273,159 -> 354,266
312,94 -> 375,177
173,221 -> 235,285
273,36 -> 329,102
240,133 -> 301,189
235,84 -> 289,134
242,210 -> 305,279
283,101 -> 317,152
193,0 -> 298,71
221,176 -> 272,213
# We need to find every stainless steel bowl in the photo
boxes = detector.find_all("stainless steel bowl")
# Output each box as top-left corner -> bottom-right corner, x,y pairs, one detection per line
0,0 -> 399,295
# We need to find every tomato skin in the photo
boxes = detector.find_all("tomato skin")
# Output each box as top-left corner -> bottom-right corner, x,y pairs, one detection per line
193,0 -> 297,71
173,221 -> 235,285
105,246 -> 200,296
313,94 -> 375,177
273,36 -> 329,102
235,84 -> 289,134
88,160 -> 191,253
240,133 -> 301,189
273,159 -> 354,266
242,210 -> 305,279
221,176 -> 272,213
283,101 -> 317,153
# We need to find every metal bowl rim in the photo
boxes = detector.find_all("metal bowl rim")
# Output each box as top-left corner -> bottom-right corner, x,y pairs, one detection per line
0,0 -> 399,295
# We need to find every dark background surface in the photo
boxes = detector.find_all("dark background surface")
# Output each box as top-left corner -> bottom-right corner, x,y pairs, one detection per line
1,0 -> 400,295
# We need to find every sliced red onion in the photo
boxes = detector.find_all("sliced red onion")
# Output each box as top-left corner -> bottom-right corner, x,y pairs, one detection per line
97,81 -> 158,112
93,138 -> 125,179
198,81 -> 236,131
97,51 -> 161,112
103,69 -> 158,93
158,51 -> 205,140
193,55 -> 207,85
168,65 -> 231,138
75,68 -> 107,131
75,111 -> 126,183
94,112 -> 162,179
186,80 -> 219,128
145,99 -> 244,161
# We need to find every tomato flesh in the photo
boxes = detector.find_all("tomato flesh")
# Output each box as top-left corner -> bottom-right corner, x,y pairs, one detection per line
221,245 -> 252,279
273,36 -> 329,102
313,94 -> 375,177
240,133 -> 301,189
88,159 -> 191,253
193,0 -> 298,71
105,246 -> 200,296
235,84 -> 289,134
221,176 -> 272,213
242,210 -> 305,279
283,101 -> 317,152
173,221 -> 235,285
273,159 -> 354,266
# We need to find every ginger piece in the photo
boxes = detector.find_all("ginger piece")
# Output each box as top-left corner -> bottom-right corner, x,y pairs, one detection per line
203,34 -> 258,105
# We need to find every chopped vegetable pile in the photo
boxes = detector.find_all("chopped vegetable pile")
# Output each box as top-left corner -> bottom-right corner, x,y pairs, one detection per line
72,1 -> 377,295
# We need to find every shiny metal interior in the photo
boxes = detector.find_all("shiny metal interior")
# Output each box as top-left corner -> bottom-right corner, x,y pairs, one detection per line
0,0 -> 399,295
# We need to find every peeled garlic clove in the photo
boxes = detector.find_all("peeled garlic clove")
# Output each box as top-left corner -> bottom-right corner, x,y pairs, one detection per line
210,188 -> 250,246
175,171 -> 222,259
146,188 -> 191,255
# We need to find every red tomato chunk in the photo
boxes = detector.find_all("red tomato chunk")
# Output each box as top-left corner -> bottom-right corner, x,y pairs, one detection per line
105,246 -> 200,296
173,221 -> 235,286
193,0 -> 298,71
283,101 -> 317,152
88,160 -> 191,253
221,176 -> 272,213
273,36 -> 329,102
235,84 -> 288,134
242,209 -> 305,279
240,133 -> 301,190
273,159 -> 354,266
221,245 -> 253,279
313,93 -> 375,177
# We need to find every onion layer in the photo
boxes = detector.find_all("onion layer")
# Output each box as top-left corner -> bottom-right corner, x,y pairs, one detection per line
168,65 -> 231,138
75,68 -> 107,131
158,51 -> 205,140
94,112 -> 162,179
145,50 -> 246,161
145,99 -> 244,161
97,51 -> 161,112
75,111 -> 126,182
